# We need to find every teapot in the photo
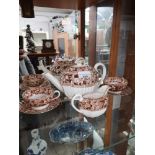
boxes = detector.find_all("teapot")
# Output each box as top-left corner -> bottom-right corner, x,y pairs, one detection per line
39,57 -> 107,99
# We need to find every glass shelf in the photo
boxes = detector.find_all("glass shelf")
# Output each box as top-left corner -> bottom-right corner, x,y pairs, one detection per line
19,89 -> 135,155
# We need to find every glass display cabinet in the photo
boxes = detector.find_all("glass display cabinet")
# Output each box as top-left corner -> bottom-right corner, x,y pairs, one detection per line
19,0 -> 135,154
19,90 -> 135,155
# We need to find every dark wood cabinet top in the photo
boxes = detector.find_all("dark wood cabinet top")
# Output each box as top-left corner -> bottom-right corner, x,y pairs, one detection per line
28,52 -> 59,57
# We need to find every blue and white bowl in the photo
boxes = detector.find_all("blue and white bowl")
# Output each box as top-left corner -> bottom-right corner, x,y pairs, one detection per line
79,148 -> 115,155
49,119 -> 94,144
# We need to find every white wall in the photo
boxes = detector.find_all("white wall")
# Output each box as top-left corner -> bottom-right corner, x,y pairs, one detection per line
19,7 -> 72,39
19,7 -> 74,51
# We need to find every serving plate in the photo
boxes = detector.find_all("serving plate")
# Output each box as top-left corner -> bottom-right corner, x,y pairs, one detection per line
49,119 -> 94,143
79,148 -> 114,155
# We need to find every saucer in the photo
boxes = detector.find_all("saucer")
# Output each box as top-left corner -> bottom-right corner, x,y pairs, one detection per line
19,97 -> 61,114
108,87 -> 133,96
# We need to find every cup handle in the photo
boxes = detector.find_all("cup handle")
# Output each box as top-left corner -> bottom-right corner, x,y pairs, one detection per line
71,94 -> 83,113
94,63 -> 107,81
53,90 -> 60,98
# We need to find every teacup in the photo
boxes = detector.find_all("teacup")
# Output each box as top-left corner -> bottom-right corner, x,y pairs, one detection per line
104,77 -> 128,92
22,87 -> 60,110
23,74 -> 44,87
71,92 -> 108,118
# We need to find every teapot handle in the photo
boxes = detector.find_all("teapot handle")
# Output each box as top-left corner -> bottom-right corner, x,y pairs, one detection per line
38,60 -> 50,73
53,90 -> 60,99
94,63 -> 107,81
71,94 -> 83,113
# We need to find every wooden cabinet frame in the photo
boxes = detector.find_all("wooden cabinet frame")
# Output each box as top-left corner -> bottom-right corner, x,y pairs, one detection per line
78,0 -> 122,147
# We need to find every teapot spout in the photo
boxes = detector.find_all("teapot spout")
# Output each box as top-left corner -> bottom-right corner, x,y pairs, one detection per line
42,72 -> 64,92
38,60 -> 64,92
96,85 -> 110,96
37,62 -> 49,73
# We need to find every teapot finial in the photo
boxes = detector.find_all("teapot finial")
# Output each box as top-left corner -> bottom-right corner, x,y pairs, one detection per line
75,57 -> 85,66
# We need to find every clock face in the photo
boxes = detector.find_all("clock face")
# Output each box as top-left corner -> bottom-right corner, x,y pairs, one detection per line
45,41 -> 52,48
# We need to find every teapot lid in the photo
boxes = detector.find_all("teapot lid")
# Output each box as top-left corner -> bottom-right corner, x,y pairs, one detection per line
73,57 -> 86,67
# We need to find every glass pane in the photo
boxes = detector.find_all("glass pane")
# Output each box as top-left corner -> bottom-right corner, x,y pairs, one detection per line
96,7 -> 113,73
85,7 -> 90,64
19,7 -> 78,61
20,2 -> 135,155
20,93 -> 135,155
84,7 -> 113,70
116,1 -> 135,77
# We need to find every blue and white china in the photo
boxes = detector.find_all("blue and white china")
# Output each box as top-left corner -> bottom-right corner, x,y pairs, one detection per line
79,148 -> 114,155
49,119 -> 94,143
27,129 -> 47,155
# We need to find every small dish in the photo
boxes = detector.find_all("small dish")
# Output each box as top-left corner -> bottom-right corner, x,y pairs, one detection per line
104,77 -> 128,92
49,119 -> 94,143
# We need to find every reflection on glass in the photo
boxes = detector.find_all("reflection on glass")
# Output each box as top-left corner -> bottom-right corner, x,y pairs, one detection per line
58,38 -> 65,57
85,7 -> 113,71
96,7 -> 113,73
19,7 -> 78,57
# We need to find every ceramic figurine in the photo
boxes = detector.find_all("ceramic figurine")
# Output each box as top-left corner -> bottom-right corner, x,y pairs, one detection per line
27,129 -> 47,155
25,24 -> 36,53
